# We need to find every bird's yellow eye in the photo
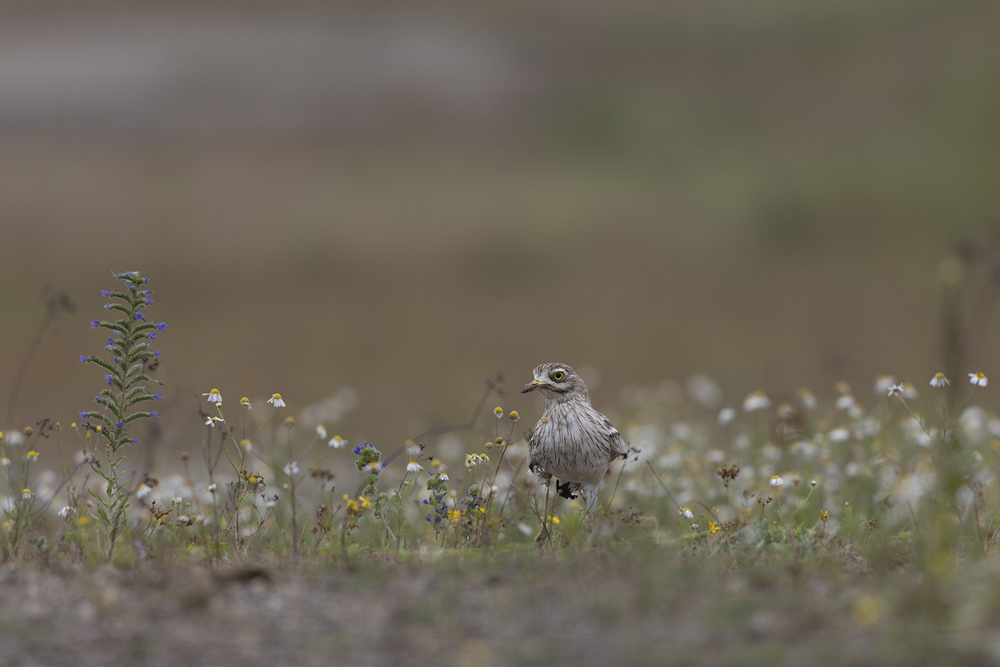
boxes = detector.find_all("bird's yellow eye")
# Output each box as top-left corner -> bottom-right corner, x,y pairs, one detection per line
552,371 -> 565,382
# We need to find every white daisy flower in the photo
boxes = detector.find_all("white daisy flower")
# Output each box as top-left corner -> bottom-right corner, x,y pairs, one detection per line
835,395 -> 855,411
770,475 -> 784,487
283,461 -> 300,476
328,435 -> 348,449
969,372 -> 988,388
203,388 -> 223,404
887,383 -> 904,397
268,393 -> 286,408
742,390 -> 771,413
717,407 -> 736,426
136,483 -> 152,499
57,506 -> 75,518
205,416 -> 223,427
797,388 -> 817,411
678,507 -> 694,520
930,373 -> 950,388
22,489 -> 32,500
828,427 -> 851,442
208,483 -> 217,493
406,462 -> 423,472
315,425 -> 328,440
873,376 -> 898,396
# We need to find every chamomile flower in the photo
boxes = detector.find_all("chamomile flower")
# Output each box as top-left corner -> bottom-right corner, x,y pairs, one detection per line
0,458 -> 8,467
873,376 -> 898,396
828,427 -> 851,442
26,450 -> 38,461
509,410 -> 520,421
205,416 -> 223,428
770,475 -> 785,487
328,435 -> 348,449
268,393 -> 286,408
835,395 -> 855,411
203,388 -> 223,404
887,383 -> 905,397
465,453 -> 490,469
494,407 -> 504,419
797,388 -> 817,411
208,483 -> 217,493
22,489 -> 32,500
969,372 -> 989,388
718,407 -> 736,426
136,483 -> 152,499
406,461 -> 423,472
930,373 -> 950,388
240,397 -> 253,409
58,506 -> 75,518
315,425 -> 328,440
283,461 -> 300,476
678,507 -> 694,520
742,390 -> 771,413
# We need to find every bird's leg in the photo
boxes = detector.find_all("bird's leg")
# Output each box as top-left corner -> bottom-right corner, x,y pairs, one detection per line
535,477 -> 553,546
581,486 -> 598,534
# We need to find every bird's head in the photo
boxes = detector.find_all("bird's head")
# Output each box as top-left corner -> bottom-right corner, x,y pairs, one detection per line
521,363 -> 590,404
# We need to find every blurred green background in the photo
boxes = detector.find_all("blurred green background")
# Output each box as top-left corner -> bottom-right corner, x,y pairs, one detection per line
2,0 -> 1000,452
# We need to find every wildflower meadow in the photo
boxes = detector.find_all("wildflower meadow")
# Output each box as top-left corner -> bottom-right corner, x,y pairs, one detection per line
1,270 -> 1000,665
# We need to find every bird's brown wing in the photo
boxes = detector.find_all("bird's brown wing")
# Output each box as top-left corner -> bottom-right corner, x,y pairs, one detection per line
601,416 -> 629,460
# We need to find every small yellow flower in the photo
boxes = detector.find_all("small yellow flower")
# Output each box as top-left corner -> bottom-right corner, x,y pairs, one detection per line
283,416 -> 295,427
70,423 -> 77,429
448,509 -> 462,522
509,410 -> 520,421
551,516 -> 561,525
708,522 -> 720,534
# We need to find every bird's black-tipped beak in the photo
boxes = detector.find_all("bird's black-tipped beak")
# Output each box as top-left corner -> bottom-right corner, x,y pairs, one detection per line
521,379 -> 546,393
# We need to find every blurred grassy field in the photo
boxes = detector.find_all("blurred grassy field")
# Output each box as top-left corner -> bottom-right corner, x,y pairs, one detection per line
2,0 -> 1000,456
